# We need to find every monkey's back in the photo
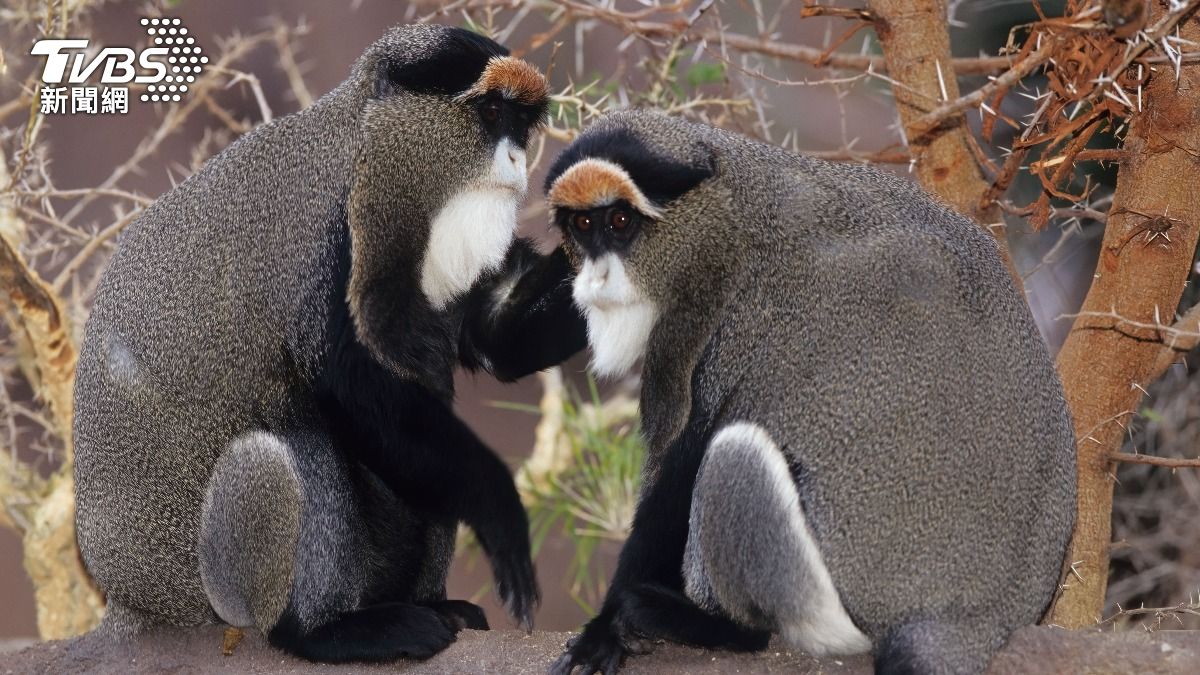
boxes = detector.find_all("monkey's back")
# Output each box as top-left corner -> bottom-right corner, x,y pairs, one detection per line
721,150 -> 1075,641
73,88 -> 361,624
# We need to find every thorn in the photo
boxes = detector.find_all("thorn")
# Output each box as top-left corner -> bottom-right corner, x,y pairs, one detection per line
934,59 -> 948,102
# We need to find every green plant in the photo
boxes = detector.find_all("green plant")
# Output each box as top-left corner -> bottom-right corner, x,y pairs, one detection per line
477,371 -> 643,613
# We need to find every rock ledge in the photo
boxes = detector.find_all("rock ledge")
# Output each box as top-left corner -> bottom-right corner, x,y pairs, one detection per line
6,624 -> 1199,674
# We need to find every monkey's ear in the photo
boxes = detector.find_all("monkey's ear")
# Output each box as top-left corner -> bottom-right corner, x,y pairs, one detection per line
374,28 -> 509,99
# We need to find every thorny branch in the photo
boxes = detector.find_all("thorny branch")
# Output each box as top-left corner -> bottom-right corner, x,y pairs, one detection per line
1101,597 -> 1200,630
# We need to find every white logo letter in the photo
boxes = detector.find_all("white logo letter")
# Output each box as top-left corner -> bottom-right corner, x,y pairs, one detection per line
30,40 -> 89,84
135,48 -> 168,84
99,48 -> 137,84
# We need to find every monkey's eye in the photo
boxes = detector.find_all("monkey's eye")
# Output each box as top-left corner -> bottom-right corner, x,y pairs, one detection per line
609,209 -> 630,230
572,213 -> 593,231
480,101 -> 501,124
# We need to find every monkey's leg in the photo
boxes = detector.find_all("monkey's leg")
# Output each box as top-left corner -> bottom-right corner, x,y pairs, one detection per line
611,583 -> 770,651
682,422 -> 872,658
198,430 -> 460,663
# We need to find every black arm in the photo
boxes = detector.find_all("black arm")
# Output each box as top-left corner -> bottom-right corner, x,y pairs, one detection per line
315,292 -> 539,628
610,414 -> 709,591
459,238 -> 588,382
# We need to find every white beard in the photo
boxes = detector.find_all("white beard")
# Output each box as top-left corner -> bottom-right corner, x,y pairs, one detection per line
573,253 -> 658,379
420,139 -> 527,310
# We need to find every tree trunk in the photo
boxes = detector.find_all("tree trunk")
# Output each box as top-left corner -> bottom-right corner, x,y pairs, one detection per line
1049,6 -> 1200,627
867,0 -> 1022,288
1,204 -> 103,637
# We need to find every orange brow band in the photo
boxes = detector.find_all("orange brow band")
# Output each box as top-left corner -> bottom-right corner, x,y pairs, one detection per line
457,56 -> 549,105
547,158 -> 662,219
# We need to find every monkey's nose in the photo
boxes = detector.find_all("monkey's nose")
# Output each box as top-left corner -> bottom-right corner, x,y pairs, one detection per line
492,139 -> 528,192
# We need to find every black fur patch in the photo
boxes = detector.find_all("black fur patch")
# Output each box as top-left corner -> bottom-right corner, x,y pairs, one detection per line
544,126 -> 714,207
472,93 -> 547,149
459,240 -> 587,381
375,27 -> 509,99
268,600 -> 460,662
309,208 -> 539,631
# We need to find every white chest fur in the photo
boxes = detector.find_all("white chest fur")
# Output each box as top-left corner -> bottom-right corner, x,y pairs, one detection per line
420,139 -> 527,309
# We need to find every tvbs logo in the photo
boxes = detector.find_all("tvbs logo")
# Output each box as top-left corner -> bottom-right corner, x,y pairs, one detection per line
32,17 -> 207,115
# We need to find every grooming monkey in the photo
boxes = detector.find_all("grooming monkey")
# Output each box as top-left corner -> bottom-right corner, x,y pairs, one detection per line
73,25 -> 585,662
546,110 -> 1075,675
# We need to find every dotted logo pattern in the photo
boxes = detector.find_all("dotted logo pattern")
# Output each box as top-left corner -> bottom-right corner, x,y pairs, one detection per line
139,17 -> 208,103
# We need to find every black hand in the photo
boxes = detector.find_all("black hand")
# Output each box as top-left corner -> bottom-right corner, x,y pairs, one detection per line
470,482 -> 540,630
549,610 -> 630,675
461,240 -> 587,382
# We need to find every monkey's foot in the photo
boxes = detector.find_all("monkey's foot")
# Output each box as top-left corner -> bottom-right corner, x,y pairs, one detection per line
424,599 -> 490,632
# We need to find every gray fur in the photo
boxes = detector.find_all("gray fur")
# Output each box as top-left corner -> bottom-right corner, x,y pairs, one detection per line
684,422 -> 870,657
74,25 -> 494,637
567,110 -> 1076,672
199,432 -> 302,630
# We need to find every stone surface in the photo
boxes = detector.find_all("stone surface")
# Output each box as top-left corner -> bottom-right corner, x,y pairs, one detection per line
4,625 -> 1199,674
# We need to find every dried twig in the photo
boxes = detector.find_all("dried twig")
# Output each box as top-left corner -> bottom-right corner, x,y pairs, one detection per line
1110,452 -> 1200,468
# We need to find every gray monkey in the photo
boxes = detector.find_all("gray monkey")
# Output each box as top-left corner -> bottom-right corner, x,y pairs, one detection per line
73,25 -> 585,663
544,109 -> 1075,675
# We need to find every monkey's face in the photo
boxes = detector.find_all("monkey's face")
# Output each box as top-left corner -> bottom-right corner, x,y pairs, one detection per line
351,26 -> 549,311
545,127 -> 713,378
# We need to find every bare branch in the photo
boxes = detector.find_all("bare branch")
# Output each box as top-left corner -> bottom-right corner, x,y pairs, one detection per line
552,0 -> 1018,74
1110,453 -> 1200,469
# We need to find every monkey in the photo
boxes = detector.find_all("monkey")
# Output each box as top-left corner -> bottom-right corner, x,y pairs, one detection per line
544,110 -> 1076,675
72,24 -> 586,663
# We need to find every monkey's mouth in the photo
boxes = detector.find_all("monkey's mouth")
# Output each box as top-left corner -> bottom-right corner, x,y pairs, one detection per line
571,255 -> 659,379
571,253 -> 648,311
478,179 -> 526,197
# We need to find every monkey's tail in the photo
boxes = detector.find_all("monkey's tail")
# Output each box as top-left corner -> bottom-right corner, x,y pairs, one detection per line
874,619 -> 1008,675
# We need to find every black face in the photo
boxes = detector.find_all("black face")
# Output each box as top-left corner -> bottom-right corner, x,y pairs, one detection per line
469,92 -> 545,149
557,200 -> 645,258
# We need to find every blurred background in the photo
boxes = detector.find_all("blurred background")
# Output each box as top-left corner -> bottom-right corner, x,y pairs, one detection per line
1,0 -> 1197,645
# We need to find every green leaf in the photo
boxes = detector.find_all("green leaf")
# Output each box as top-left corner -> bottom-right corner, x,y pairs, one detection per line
685,62 -> 725,87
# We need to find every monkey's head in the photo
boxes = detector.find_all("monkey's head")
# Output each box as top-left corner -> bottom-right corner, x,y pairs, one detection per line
544,111 -> 729,378
347,25 -> 549,315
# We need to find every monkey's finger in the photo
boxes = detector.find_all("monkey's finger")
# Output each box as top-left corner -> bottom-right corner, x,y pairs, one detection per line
548,652 -> 580,675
